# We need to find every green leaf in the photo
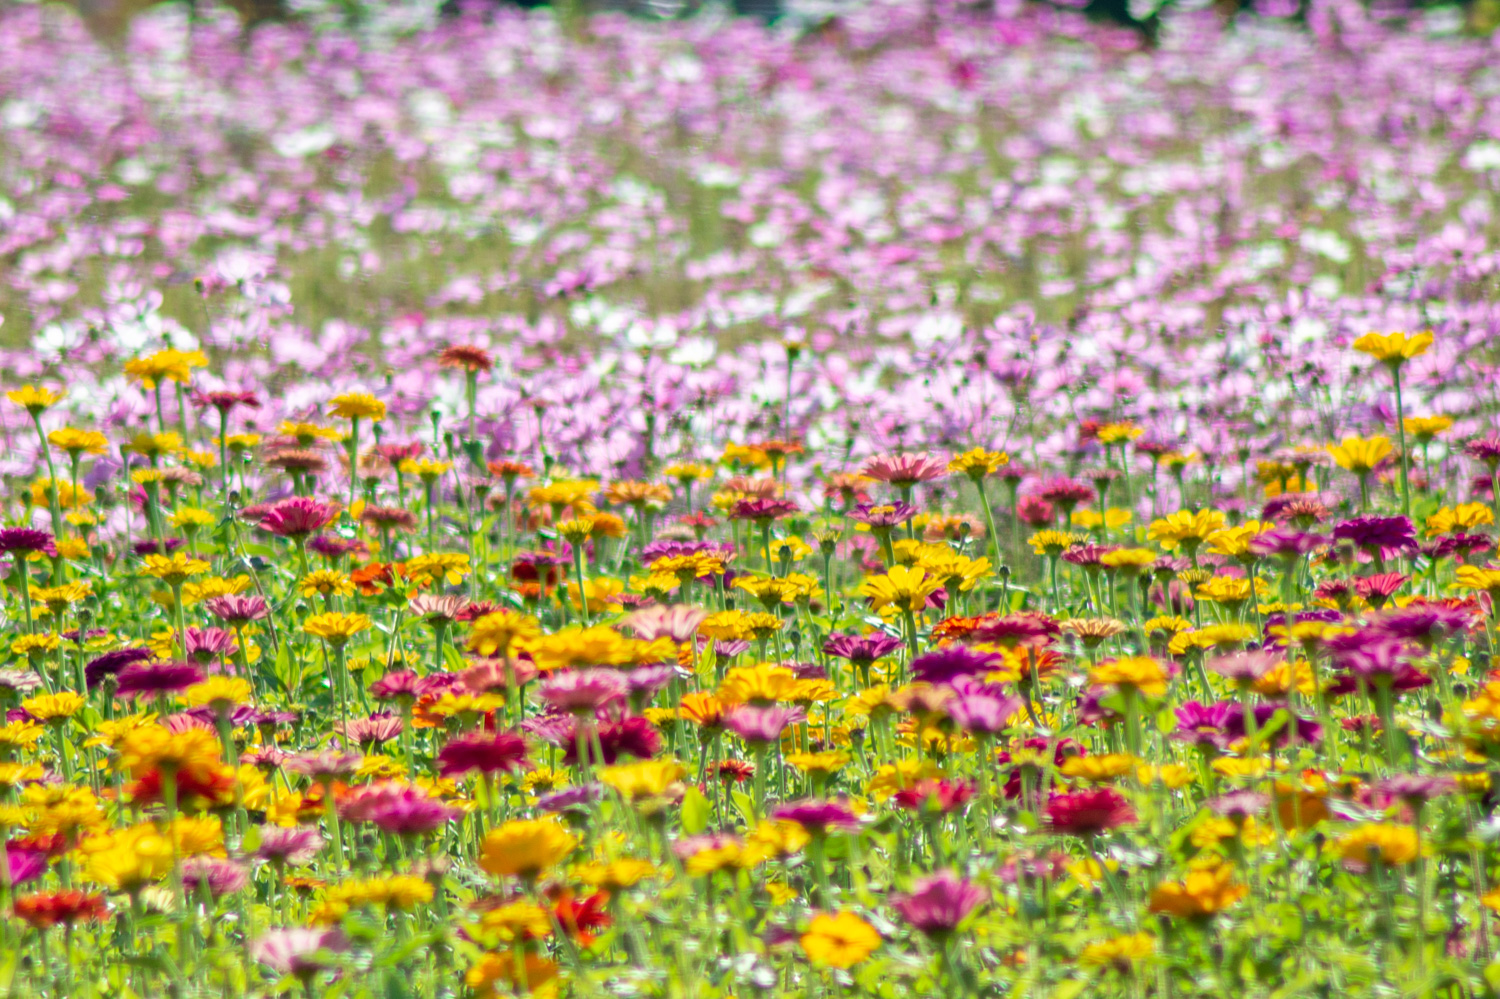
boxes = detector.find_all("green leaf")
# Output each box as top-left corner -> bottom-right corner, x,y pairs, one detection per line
730,790 -> 756,826
680,786 -> 711,834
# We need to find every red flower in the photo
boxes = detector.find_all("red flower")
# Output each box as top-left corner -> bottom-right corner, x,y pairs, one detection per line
13,890 -> 108,928
549,889 -> 612,944
1044,788 -> 1136,836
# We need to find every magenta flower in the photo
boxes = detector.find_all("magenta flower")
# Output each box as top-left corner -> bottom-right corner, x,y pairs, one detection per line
859,453 -> 949,485
255,826 -> 326,867
435,730 -> 530,777
204,594 -> 269,623
258,497 -> 340,539
723,705 -> 805,747
114,661 -> 204,697
893,871 -> 988,936
251,928 -> 349,980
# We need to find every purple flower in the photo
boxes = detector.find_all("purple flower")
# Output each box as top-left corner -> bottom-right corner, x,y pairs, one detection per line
537,784 -> 605,814
341,784 -> 460,836
821,632 -> 903,665
1248,529 -> 1325,559
256,826 -> 326,866
204,595 -> 269,623
1331,516 -> 1416,556
1172,700 -> 1234,749
893,871 -> 988,936
435,730 -> 529,777
83,647 -> 152,690
251,928 -> 349,980
114,661 -> 204,697
182,857 -> 248,898
911,646 -> 1000,685
1367,604 -> 1474,648
537,669 -> 629,714
0,529 -> 55,556
847,502 -> 919,529
772,799 -> 861,834
723,705 -> 805,746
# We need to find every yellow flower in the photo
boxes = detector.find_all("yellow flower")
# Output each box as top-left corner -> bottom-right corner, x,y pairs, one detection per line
718,663 -> 800,706
404,552 -> 472,586
123,349 -> 207,388
1332,823 -> 1421,867
1147,510 -> 1227,551
181,676 -> 253,710
167,507 -> 216,532
479,818 -> 577,879
1100,548 -> 1158,572
1328,436 -> 1393,476
6,385 -> 63,414
476,901 -> 552,944
801,911 -> 880,968
1079,932 -> 1156,968
1205,522 -> 1275,560
0,721 -> 45,751
1028,530 -> 1084,556
1425,503 -> 1494,538
83,823 -> 176,891
1404,415 -> 1452,441
858,565 -> 942,612
47,427 -> 108,456
12,634 -> 61,658
1455,565 -> 1500,600
1097,422 -> 1144,445
600,759 -> 685,802
139,552 -> 211,585
947,448 -> 1009,479
299,569 -> 356,599
576,858 -> 657,890
1060,753 -> 1137,783
327,393 -> 387,421
1352,330 -> 1432,367
117,726 -> 223,779
1089,657 -> 1168,698
303,612 -> 372,647
466,611 -> 542,658
20,692 -> 85,723
785,750 -> 851,775
1148,861 -> 1248,918
565,577 -> 625,615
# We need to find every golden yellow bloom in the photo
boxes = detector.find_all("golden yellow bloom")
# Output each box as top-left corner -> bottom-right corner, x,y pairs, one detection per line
1332,823 -> 1421,867
303,612 -> 372,647
1101,548 -> 1158,572
1089,657 -> 1168,698
278,421 -> 343,444
476,901 -> 552,944
1079,932 -> 1155,969
140,552 -> 211,585
1205,522 -> 1275,560
859,565 -> 942,612
1060,753 -> 1137,783
404,552 -> 471,586
1328,436 -> 1393,475
1455,565 -> 1500,600
526,479 -> 598,512
12,634 -> 61,658
1028,529 -> 1084,556
1147,510 -> 1227,551
0,721 -> 45,752
6,385 -> 62,414
479,817 -> 577,879
1352,330 -> 1432,366
180,574 -> 253,606
1097,421 -> 1144,445
299,569 -> 356,599
466,611 -> 542,658
20,692 -> 85,723
947,448 -> 1009,479
182,676 -> 253,710
123,349 -> 207,389
718,663 -> 800,706
167,507 -> 216,532
47,427 -> 108,456
83,823 -> 175,891
662,462 -> 715,483
1404,415 -> 1452,441
600,759 -> 685,802
576,858 -> 657,891
1148,861 -> 1248,918
327,393 -> 387,421
801,911 -> 880,968
1425,503 -> 1494,538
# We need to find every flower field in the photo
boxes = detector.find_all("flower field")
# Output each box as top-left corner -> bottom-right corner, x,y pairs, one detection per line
4,0 -> 1500,996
